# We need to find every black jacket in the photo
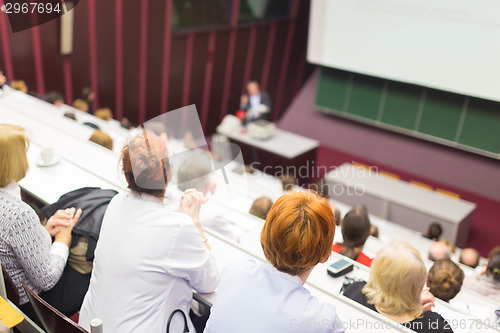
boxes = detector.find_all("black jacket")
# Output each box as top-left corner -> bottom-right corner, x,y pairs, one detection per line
41,187 -> 118,261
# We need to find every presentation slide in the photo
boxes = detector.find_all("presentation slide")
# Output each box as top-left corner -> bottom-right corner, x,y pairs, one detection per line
308,0 -> 500,102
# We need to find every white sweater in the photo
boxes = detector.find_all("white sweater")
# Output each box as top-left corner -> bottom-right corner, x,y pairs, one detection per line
78,192 -> 220,332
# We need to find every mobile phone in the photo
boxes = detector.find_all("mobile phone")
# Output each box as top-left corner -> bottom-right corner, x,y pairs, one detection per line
327,259 -> 354,278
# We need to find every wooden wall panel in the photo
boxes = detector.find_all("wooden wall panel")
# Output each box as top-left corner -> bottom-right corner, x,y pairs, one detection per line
0,0 -> 312,135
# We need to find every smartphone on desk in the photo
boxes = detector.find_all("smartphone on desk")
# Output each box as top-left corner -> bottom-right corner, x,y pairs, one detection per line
327,259 -> 354,278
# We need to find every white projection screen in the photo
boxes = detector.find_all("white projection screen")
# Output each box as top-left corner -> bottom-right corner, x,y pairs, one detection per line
308,0 -> 500,102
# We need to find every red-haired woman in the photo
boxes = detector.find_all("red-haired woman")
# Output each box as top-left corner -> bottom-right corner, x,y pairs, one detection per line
205,191 -> 345,333
78,131 -> 219,332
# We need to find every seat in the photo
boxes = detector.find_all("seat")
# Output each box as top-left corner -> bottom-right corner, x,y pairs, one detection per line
435,188 -> 461,199
1,265 -> 20,306
22,282 -> 88,333
378,170 -> 400,180
409,181 -> 433,191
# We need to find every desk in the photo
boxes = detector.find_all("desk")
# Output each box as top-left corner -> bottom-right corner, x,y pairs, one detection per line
1,106 -> 127,190
325,163 -> 476,247
217,126 -> 319,185
0,88 -> 129,154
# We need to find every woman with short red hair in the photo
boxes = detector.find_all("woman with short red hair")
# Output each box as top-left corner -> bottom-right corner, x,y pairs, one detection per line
78,130 -> 219,332
205,191 -> 345,333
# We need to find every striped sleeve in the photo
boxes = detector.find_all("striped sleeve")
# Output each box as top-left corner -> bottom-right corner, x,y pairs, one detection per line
7,209 -> 67,291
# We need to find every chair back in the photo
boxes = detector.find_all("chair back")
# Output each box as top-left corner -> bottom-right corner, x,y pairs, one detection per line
1,265 -> 20,306
22,282 -> 88,333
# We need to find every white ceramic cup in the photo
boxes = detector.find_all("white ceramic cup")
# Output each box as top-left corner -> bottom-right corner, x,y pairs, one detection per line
40,147 -> 55,164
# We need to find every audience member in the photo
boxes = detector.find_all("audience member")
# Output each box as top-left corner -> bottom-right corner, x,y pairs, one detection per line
427,259 -> 464,302
333,207 -> 373,267
89,130 -> 113,150
205,192 -> 345,333
72,98 -> 89,112
280,175 -> 297,192
64,112 -> 77,121
46,91 -> 64,107
439,239 -> 456,254
459,248 -> 480,268
79,131 -> 219,332
370,224 -> 379,238
81,86 -> 95,114
424,222 -> 443,241
0,124 -> 85,317
94,107 -> 113,121
249,196 -> 273,220
177,153 -> 215,194
176,153 -> 239,241
463,248 -> 500,303
489,246 -> 500,258
333,206 -> 343,243
120,117 -> 133,129
428,242 -> 452,262
313,179 -> 330,199
0,69 -> 6,89
239,80 -> 272,122
10,80 -> 28,93
343,241 -> 453,333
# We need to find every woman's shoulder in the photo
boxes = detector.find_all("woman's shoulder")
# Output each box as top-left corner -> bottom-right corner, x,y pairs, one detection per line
0,191 -> 38,224
342,281 -> 374,309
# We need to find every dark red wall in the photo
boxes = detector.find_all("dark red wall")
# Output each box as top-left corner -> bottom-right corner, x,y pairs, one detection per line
0,0 -> 314,134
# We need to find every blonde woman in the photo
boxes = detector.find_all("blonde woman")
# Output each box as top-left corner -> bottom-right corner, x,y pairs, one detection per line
343,241 -> 453,333
0,124 -> 83,317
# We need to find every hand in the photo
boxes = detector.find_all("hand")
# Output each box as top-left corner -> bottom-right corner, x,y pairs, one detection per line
45,208 -> 77,236
240,94 -> 248,105
54,208 -> 82,246
421,287 -> 435,312
176,189 -> 207,222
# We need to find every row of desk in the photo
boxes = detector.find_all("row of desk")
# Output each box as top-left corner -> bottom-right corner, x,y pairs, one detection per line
0,89 -> 497,332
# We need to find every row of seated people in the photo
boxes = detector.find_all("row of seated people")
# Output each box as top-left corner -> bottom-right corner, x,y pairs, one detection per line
2,123 -> 500,332
0,69 -> 131,153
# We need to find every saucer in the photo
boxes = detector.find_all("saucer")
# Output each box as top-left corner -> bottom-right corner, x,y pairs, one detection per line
36,155 -> 61,167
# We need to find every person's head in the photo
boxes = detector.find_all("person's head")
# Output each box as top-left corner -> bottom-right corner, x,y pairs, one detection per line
340,207 -> 371,260
95,107 -> 113,121
370,224 -> 379,238
428,241 -> 452,262
427,259 -> 464,302
333,207 -> 341,226
246,81 -> 260,96
121,131 -> 170,198
261,191 -> 335,278
89,130 -> 113,150
459,248 -> 480,268
486,251 -> 500,282
313,180 -> 330,199
439,239 -> 455,254
47,91 -> 64,107
249,196 -> 273,220
0,70 -> 6,86
425,222 -> 443,241
64,112 -> 77,121
177,153 -> 215,195
0,124 -> 29,187
488,246 -> 500,258
72,98 -> 89,112
281,175 -> 296,192
81,86 -> 95,102
10,80 -> 27,93
363,241 -> 427,318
